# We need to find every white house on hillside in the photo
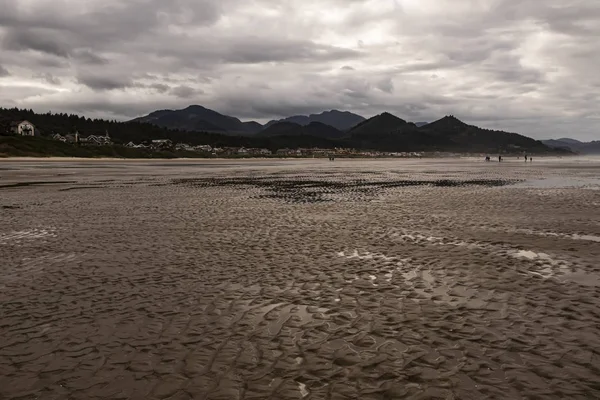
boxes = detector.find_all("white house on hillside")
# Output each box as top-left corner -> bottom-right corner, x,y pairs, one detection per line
79,131 -> 112,146
11,120 -> 35,136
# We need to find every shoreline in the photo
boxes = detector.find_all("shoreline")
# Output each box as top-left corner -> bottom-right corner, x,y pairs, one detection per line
0,154 -> 586,162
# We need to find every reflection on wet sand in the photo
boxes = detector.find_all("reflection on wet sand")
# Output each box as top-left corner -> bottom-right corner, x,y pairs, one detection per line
1,158 -> 599,399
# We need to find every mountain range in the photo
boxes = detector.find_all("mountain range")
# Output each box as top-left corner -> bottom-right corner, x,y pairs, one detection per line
131,106 -> 368,135
257,121 -> 348,139
131,106 -> 594,154
542,138 -> 600,154
264,110 -> 366,131
131,105 -> 262,134
127,105 -> 566,153
0,105 -> 571,155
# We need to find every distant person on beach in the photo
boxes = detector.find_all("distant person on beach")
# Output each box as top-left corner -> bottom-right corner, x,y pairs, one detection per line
530,157 -> 533,162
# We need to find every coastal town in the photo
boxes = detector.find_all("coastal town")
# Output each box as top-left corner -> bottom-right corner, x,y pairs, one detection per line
6,119 -> 425,158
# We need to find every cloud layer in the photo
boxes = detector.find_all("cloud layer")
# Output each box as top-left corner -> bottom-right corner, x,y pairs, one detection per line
1,0 -> 599,140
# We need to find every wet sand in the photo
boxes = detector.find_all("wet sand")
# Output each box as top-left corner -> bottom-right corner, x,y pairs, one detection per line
1,158 -> 599,399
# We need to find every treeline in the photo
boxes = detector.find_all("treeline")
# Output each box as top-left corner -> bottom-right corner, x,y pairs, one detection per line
0,107 -> 342,151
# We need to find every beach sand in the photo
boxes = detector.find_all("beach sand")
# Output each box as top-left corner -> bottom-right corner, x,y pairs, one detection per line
1,158 -> 599,399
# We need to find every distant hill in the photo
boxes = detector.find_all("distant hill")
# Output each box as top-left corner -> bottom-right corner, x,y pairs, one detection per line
555,138 -> 583,145
415,122 -> 429,127
542,139 -> 575,150
132,105 -> 263,134
543,138 -> 600,154
419,115 -> 549,153
134,110 -> 226,132
582,142 -> 600,154
258,122 -> 303,137
421,115 -> 468,134
347,112 -> 452,151
258,121 -> 346,139
242,121 -> 264,133
343,113 -> 561,153
301,122 -> 347,139
266,110 -> 365,131
348,112 -> 411,136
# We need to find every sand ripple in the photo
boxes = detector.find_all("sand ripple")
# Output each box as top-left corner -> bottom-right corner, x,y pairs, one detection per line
0,158 -> 599,399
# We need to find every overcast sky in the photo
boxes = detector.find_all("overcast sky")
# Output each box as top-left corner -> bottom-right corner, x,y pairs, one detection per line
1,0 -> 599,140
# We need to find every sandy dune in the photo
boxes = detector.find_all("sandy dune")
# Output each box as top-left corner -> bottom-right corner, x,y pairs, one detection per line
1,158 -> 599,399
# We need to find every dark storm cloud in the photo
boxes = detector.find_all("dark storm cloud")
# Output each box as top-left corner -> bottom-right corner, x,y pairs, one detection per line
170,85 -> 204,99
2,27 -> 72,57
1,0 -> 599,140
76,72 -> 133,91
139,36 -> 362,67
0,0 -> 224,45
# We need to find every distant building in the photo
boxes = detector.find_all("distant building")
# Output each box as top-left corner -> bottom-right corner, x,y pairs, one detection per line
125,142 -> 148,149
52,133 -> 67,142
65,133 -> 78,144
221,147 -> 240,156
194,144 -> 213,152
237,147 -> 272,156
151,139 -> 173,149
310,148 -> 328,156
251,148 -> 272,156
11,120 -> 36,136
174,143 -> 193,151
79,132 -> 112,146
52,132 -> 79,144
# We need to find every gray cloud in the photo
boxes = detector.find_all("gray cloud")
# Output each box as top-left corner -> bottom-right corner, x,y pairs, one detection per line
0,0 -> 599,140
2,27 -> 72,57
0,64 -> 9,77
148,83 -> 170,93
376,77 -> 394,94
221,38 -> 361,64
72,50 -> 109,65
170,85 -> 204,99
76,71 -> 133,91
33,72 -> 61,85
